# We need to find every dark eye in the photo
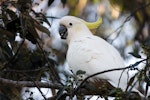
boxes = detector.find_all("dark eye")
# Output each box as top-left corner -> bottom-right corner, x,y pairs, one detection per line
69,23 -> 72,26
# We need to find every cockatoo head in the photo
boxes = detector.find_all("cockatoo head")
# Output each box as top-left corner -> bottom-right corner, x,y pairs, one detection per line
59,16 -> 102,43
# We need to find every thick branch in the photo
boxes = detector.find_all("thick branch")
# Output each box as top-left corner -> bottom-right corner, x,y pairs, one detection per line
0,77 -> 62,89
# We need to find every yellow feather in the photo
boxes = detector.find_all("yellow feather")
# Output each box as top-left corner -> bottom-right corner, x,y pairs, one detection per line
83,17 -> 102,29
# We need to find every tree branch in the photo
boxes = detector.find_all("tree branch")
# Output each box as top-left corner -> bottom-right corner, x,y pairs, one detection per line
0,77 -> 63,89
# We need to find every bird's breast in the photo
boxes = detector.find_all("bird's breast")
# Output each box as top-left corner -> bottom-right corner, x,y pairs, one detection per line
66,39 -> 103,77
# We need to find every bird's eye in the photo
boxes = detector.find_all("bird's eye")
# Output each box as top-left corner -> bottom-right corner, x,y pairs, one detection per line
69,23 -> 73,26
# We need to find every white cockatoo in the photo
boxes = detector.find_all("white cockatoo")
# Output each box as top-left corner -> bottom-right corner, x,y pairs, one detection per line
58,16 -> 143,98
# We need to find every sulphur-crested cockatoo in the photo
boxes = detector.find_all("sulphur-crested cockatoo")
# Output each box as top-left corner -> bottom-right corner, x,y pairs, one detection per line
58,16 -> 142,97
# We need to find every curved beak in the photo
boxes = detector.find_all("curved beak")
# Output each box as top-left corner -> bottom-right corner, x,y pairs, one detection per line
59,25 -> 68,39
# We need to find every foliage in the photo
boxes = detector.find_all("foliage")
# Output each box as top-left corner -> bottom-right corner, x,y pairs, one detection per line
0,0 -> 57,99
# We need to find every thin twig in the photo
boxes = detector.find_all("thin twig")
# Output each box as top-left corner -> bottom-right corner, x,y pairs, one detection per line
106,2 -> 150,43
21,72 -> 48,100
0,77 -> 62,89
46,16 -> 60,19
4,66 -> 49,73
33,79 -> 47,100
117,69 -> 126,88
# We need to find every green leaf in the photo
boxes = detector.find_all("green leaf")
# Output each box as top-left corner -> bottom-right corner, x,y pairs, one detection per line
145,75 -> 150,86
0,41 -> 13,59
25,17 -> 40,44
0,28 -> 15,42
126,75 -> 136,91
48,0 -> 54,6
25,89 -> 30,93
76,70 -> 86,75
40,13 -> 51,27
2,12 -> 9,25
6,9 -> 18,20
128,52 -> 141,58
34,20 -> 51,36
6,18 -> 21,34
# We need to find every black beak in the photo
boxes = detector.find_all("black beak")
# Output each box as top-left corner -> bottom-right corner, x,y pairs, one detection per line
59,25 -> 68,39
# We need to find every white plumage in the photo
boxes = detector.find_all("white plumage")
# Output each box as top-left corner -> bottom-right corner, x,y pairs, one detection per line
67,35 -> 128,88
58,16 -> 142,96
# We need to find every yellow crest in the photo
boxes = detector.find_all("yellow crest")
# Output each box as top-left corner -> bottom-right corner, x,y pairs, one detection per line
83,17 -> 102,29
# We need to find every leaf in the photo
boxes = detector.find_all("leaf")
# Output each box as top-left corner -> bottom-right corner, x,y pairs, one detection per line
34,20 -> 51,36
0,41 -> 13,59
0,28 -> 16,42
6,18 -> 21,34
1,9 -> 9,25
25,17 -> 40,44
19,13 -> 50,44
76,70 -> 86,75
130,60 -> 144,69
26,32 -> 38,44
128,52 -> 141,58
6,9 -> 18,20
48,0 -> 54,6
25,89 -> 30,93
126,75 -> 136,91
145,83 -> 149,97
40,13 -> 51,27
145,74 -> 150,86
